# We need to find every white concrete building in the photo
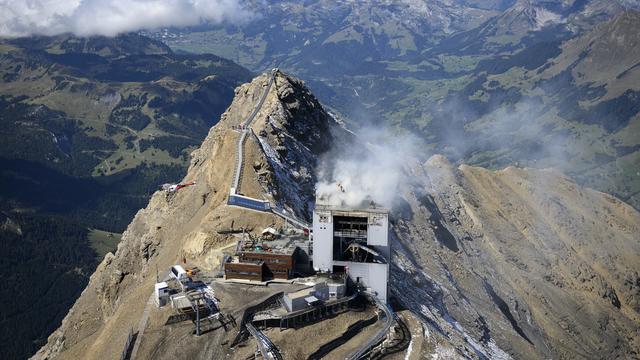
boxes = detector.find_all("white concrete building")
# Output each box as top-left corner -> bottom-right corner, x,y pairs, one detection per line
155,282 -> 170,307
312,203 -> 390,303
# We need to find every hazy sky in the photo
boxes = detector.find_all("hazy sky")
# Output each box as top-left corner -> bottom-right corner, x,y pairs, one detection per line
0,0 -> 253,38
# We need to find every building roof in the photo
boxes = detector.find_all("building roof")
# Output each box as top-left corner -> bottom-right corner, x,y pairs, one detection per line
314,203 -> 389,215
155,282 -> 168,291
237,233 -> 307,256
261,227 -> 278,235
171,294 -> 192,310
285,287 -> 315,299
304,296 -> 320,304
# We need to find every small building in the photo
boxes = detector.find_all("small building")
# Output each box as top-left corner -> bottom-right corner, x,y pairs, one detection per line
261,227 -> 279,240
283,284 -> 326,312
281,281 -> 345,312
225,233 -> 312,282
225,246 -> 297,281
239,250 -> 296,280
155,282 -> 170,307
283,288 -> 313,312
170,293 -> 192,311
168,280 -> 218,313
224,261 -> 264,281
170,265 -> 189,282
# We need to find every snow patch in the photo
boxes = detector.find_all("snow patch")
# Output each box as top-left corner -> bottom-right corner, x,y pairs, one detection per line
443,315 -> 513,360
257,135 -> 282,166
533,7 -> 563,29
404,337 -> 414,360
431,344 -> 458,359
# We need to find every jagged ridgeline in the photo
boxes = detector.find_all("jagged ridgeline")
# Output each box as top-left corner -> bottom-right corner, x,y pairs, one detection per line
0,34 -> 251,360
35,70 -> 640,360
157,4 -> 640,211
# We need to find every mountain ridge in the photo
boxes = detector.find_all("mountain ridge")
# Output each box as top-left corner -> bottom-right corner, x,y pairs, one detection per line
34,70 -> 336,360
36,71 -> 640,360
152,3 -> 640,212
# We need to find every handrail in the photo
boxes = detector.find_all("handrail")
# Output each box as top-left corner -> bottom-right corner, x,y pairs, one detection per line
271,206 -> 310,229
347,293 -> 395,360
231,130 -> 249,193
226,71 -> 312,230
246,322 -> 284,360
230,72 -> 275,193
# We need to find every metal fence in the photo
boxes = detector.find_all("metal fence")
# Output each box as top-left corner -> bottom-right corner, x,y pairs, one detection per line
271,207 -> 310,229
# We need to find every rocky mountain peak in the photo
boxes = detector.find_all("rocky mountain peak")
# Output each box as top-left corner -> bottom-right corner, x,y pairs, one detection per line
33,70 -> 339,359
33,69 -> 640,360
503,0 -> 565,30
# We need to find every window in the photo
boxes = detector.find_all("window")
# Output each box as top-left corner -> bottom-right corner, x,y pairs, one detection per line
227,269 -> 259,276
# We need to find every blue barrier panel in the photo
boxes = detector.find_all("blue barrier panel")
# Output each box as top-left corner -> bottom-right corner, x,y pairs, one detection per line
228,195 -> 271,212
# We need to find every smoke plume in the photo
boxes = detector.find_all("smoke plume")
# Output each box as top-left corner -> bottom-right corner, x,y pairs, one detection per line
315,125 -> 419,209
0,0 -> 254,38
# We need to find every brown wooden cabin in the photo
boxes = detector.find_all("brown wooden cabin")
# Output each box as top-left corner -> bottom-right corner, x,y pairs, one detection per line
225,248 -> 297,281
224,261 -> 264,281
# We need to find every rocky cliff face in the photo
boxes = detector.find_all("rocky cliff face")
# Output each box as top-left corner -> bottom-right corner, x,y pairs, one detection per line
36,72 -> 639,360
391,155 -> 639,359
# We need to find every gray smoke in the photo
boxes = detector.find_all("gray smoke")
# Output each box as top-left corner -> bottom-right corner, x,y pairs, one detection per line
0,0 -> 254,38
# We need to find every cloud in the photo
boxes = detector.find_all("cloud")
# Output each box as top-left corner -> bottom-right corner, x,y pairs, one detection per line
315,125 -> 419,209
0,0 -> 254,38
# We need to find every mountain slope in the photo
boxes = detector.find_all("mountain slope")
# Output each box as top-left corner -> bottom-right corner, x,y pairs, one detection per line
34,70 -> 334,360
0,33 -> 252,229
36,71 -> 640,360
392,155 -> 639,359
0,33 -> 252,360
434,10 -> 640,208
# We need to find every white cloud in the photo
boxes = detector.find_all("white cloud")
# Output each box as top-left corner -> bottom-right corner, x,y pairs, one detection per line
0,0 -> 254,38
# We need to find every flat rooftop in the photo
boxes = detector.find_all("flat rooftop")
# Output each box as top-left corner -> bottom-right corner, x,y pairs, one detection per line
237,233 -> 309,256
285,279 -> 343,299
286,287 -> 315,299
314,203 -> 389,215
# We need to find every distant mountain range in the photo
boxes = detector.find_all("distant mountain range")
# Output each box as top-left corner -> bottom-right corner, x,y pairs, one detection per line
151,0 -> 640,210
0,34 -> 250,227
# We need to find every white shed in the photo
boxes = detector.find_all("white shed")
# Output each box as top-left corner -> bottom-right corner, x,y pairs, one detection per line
154,282 -> 170,307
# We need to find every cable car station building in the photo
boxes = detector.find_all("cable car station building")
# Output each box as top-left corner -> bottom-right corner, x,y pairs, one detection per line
312,203 -> 390,303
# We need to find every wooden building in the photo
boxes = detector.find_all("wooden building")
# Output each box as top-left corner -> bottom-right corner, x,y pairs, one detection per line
225,261 -> 264,281
225,248 -> 297,281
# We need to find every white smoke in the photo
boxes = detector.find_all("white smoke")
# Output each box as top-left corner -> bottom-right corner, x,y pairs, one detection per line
0,0 -> 254,38
315,126 -> 419,208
